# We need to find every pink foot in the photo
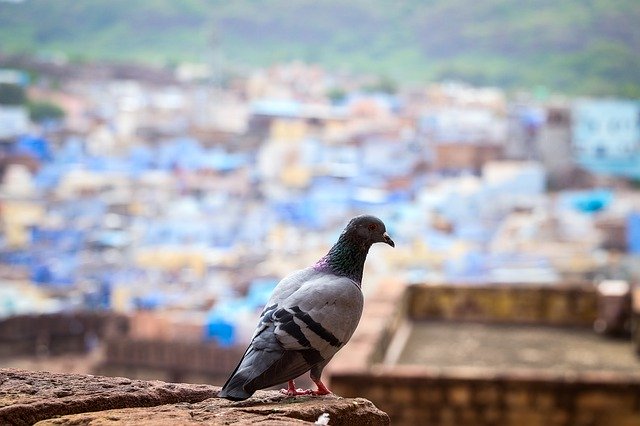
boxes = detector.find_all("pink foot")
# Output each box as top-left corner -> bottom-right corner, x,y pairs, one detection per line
280,380 -> 313,396
311,379 -> 332,396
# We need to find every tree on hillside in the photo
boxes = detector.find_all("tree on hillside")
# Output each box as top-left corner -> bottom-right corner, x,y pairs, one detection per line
28,101 -> 65,123
0,83 -> 27,105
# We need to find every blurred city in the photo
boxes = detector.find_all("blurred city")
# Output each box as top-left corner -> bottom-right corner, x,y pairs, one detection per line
1,1 -> 640,425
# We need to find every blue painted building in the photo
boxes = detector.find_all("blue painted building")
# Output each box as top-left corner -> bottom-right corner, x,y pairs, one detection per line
572,99 -> 640,178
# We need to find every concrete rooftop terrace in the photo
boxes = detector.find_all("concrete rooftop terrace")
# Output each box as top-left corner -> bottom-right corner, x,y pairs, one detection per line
395,321 -> 640,376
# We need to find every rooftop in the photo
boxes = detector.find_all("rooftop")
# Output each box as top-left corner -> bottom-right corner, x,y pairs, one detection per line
395,322 -> 640,377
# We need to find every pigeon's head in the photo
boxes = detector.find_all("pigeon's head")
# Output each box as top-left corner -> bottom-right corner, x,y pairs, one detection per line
344,215 -> 395,248
318,215 -> 394,281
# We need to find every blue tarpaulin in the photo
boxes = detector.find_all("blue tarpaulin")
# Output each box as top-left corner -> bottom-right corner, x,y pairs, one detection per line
628,212 -> 640,254
205,317 -> 235,347
14,136 -> 53,161
571,190 -> 613,213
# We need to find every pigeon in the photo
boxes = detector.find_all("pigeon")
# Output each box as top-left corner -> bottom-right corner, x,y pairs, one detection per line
218,215 -> 394,401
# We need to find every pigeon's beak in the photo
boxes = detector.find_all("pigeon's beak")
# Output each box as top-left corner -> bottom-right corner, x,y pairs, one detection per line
383,232 -> 395,248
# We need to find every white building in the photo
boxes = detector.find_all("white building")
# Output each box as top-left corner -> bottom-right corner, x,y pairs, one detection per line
0,105 -> 29,139
421,106 -> 508,144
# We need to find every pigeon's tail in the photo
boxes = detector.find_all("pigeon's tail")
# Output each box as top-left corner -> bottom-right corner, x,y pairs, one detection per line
218,373 -> 253,401
219,344 -> 317,401
218,344 -> 286,401
218,345 -> 256,401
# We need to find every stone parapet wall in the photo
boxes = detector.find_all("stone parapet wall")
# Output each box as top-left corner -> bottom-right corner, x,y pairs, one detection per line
0,312 -> 128,357
332,366 -> 640,426
97,338 -> 245,383
407,284 -> 598,326
105,337 -> 245,374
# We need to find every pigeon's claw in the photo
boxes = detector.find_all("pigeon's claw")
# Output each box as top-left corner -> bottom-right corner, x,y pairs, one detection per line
280,380 -> 313,397
280,388 -> 313,396
311,379 -> 332,396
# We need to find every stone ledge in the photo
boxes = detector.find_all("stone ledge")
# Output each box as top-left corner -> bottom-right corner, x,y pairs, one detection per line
0,369 -> 389,425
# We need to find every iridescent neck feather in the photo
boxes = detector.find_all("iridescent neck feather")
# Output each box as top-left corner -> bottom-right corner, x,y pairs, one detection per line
314,231 -> 371,284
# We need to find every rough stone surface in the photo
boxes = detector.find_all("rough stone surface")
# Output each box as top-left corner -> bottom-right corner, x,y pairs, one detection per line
35,393 -> 387,425
0,369 -> 389,425
0,368 -> 216,426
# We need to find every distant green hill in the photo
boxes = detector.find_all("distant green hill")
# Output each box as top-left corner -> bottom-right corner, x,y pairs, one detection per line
1,0 -> 639,96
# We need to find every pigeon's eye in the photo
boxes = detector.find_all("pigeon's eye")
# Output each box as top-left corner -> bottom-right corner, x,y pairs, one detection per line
368,223 -> 377,231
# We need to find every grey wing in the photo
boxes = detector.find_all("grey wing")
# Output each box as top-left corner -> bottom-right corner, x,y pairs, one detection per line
273,274 -> 364,360
218,306 -> 317,400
